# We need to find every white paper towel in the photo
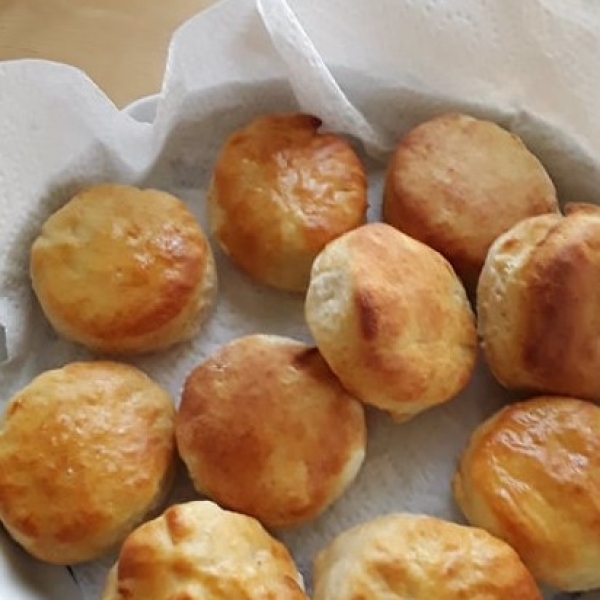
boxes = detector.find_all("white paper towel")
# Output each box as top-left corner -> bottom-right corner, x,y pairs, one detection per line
1,0 -> 600,599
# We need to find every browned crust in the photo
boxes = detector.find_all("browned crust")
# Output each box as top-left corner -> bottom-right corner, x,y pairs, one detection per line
564,202 -> 600,216
306,223 -> 477,421
478,206 -> 600,398
383,113 -> 558,287
101,501 -> 308,600
30,184 -> 214,353
209,113 -> 367,291
521,214 -> 600,390
175,335 -> 366,528
454,396 -> 600,591
0,362 -> 175,565
313,513 -> 541,600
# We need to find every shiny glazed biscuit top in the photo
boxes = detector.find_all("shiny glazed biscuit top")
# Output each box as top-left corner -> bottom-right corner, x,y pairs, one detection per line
454,397 -> 600,592
209,113 -> 367,291
0,361 -> 175,565
30,183 -> 214,353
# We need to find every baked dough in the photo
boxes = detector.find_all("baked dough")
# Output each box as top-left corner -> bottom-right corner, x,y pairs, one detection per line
454,396 -> 600,592
313,513 -> 541,600
175,334 -> 366,528
0,361 -> 175,565
208,113 -> 367,291
383,113 -> 558,287
478,203 -> 600,398
305,222 -> 477,422
30,183 -> 216,354
101,501 -> 308,600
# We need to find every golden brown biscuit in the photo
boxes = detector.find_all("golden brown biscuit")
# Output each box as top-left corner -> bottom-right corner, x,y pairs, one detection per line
0,361 -> 175,565
175,334 -> 366,528
383,113 -> 558,287
208,113 -> 367,292
453,396 -> 600,591
305,223 -> 477,422
100,501 -> 308,600
478,204 -> 600,398
313,513 -> 541,600
31,183 -> 216,354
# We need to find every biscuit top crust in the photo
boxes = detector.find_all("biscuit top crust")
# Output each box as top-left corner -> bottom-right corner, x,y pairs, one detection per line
210,113 -> 367,291
31,184 -> 210,343
384,113 -> 558,285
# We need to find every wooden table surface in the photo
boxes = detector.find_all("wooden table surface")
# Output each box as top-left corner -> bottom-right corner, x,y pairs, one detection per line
0,0 -> 216,107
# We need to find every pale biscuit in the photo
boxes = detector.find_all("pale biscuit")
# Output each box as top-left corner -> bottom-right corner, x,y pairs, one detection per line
478,203 -> 600,398
101,501 -> 308,600
313,513 -> 541,600
305,223 -> 477,422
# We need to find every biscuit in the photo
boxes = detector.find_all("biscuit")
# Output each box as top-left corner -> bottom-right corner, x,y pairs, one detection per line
383,113 -> 558,287
453,396 -> 600,591
0,361 -> 175,565
208,113 -> 367,292
101,501 -> 308,600
175,334 -> 366,528
305,223 -> 477,422
30,183 -> 216,354
313,513 -> 541,600
477,204 -> 600,398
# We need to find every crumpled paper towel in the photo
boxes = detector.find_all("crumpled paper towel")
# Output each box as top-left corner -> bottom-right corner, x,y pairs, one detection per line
1,0 -> 600,599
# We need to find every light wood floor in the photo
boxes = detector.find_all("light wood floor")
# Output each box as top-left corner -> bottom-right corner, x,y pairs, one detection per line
0,0 -> 216,106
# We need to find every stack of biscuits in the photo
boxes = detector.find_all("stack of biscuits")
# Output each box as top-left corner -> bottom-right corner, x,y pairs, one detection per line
1,110 -> 599,599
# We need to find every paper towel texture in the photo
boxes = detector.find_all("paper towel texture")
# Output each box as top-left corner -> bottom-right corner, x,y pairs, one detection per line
1,0 -> 600,599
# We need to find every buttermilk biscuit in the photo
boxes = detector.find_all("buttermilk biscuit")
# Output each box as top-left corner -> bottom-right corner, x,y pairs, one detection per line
305,223 -> 477,422
208,113 -> 367,292
0,361 -> 175,565
313,513 -> 541,600
454,397 -> 600,591
30,183 -> 216,354
478,204 -> 600,398
175,334 -> 366,528
101,501 -> 308,600
383,113 -> 558,287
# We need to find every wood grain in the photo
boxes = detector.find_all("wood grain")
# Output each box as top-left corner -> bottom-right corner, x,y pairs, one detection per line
0,0 -> 216,106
